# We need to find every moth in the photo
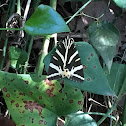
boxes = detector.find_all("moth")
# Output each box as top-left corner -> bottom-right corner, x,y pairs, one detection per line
47,37 -> 84,82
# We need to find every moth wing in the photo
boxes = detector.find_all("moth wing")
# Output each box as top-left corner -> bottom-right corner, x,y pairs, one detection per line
67,43 -> 84,82
47,43 -> 65,80
70,65 -> 84,83
47,65 -> 62,80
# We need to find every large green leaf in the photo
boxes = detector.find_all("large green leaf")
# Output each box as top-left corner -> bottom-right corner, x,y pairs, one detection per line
24,4 -> 70,35
44,42 -> 115,96
3,93 -> 57,126
88,21 -> 120,71
113,0 -> 126,9
104,63 -> 126,96
65,111 -> 97,126
0,71 -> 83,125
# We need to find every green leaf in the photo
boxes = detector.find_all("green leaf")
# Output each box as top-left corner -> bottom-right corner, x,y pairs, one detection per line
44,42 -> 115,96
0,71 -> 83,125
24,4 -> 70,35
88,21 -> 120,71
65,111 -> 97,126
9,46 -> 28,69
104,63 -> 126,96
113,0 -> 126,9
3,94 -> 57,126
102,21 -> 120,37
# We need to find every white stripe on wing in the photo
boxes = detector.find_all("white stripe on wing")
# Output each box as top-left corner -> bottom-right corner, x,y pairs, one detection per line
69,65 -> 84,80
68,51 -> 78,64
55,49 -> 65,64
72,73 -> 84,81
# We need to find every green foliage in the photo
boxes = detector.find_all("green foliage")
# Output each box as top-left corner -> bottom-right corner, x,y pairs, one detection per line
0,71 -> 83,125
104,63 -> 126,96
9,46 -> 28,69
88,21 -> 120,71
24,4 -> 70,35
65,111 -> 97,126
0,0 -> 125,125
97,63 -> 126,125
44,42 -> 115,96
113,0 -> 126,9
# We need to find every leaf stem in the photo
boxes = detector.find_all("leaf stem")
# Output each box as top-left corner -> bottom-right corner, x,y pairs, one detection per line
35,0 -> 57,76
24,35 -> 30,51
84,112 -> 116,120
66,0 -> 92,24
17,0 -> 21,15
97,103 -> 117,125
23,36 -> 34,74
23,0 -> 31,23
0,28 -> 24,31
81,12 -> 104,21
35,36 -> 50,75
50,0 -> 57,10
0,35 -> 8,70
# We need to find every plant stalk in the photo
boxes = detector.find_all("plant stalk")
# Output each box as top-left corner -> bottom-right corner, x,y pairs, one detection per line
23,0 -> 31,23
24,35 -> 30,51
23,36 -> 34,73
66,0 -> 92,24
0,35 -> 8,70
35,36 -> 50,75
0,28 -> 24,31
50,0 -> 57,10
35,0 -> 57,76
17,0 -> 21,15
84,112 -> 116,120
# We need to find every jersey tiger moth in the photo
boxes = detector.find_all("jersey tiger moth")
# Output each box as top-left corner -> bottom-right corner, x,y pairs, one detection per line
47,37 -> 84,83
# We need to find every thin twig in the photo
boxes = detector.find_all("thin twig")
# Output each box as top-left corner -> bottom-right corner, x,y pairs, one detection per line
21,0 -> 31,38
23,0 -> 31,22
88,98 -> 107,108
66,0 -> 92,24
0,3 -> 8,8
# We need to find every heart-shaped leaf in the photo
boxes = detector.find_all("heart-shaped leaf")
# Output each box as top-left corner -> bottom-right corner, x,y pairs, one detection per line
44,42 -> 115,96
0,71 -> 83,125
65,111 -> 97,126
24,4 -> 70,35
88,21 -> 120,71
